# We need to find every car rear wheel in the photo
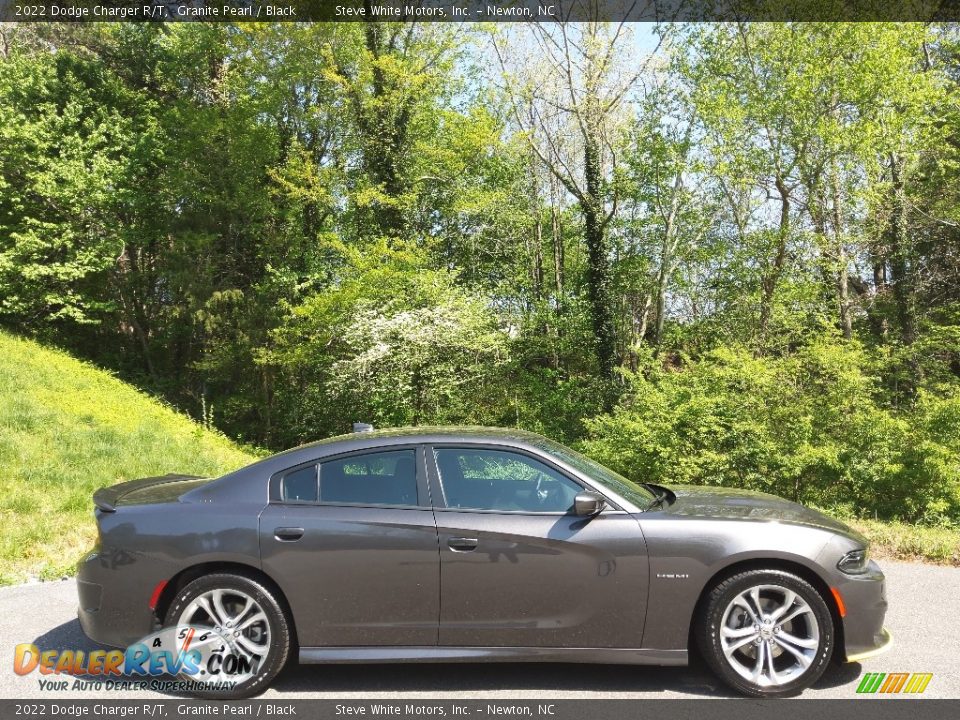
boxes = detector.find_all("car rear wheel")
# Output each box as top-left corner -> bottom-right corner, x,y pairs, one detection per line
165,572 -> 291,699
697,569 -> 834,697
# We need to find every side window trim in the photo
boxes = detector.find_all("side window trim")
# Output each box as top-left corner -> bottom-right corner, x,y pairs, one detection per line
425,443 -> 588,515
270,444 -> 430,509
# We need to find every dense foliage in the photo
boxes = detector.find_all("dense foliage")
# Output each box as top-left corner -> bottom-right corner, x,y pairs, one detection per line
1,23 -> 958,525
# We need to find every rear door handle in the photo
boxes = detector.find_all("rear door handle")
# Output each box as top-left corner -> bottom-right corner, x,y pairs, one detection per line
447,537 -> 478,552
274,527 -> 304,542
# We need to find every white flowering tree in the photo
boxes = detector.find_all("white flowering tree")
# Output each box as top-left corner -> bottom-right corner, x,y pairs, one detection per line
329,289 -> 510,426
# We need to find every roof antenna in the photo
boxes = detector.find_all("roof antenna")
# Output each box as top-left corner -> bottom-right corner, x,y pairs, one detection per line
352,422 -> 374,433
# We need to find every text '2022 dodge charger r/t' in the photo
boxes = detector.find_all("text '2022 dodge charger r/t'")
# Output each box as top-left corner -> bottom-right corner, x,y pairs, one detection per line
78,426 -> 891,698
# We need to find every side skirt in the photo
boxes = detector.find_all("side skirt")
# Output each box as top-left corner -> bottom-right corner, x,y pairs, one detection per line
299,646 -> 687,666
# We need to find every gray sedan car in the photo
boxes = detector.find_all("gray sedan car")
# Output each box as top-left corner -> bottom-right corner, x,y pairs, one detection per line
78,426 -> 890,698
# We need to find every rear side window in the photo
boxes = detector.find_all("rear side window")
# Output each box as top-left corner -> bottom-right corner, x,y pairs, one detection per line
320,449 -> 418,507
282,465 -> 318,502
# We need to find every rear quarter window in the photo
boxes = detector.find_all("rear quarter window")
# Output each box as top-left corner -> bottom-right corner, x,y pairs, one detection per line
282,465 -> 318,503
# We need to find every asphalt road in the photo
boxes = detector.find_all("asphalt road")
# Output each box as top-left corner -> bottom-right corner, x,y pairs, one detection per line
1,560 -> 956,700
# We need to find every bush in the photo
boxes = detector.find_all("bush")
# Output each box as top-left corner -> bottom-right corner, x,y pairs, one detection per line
580,342 -> 960,524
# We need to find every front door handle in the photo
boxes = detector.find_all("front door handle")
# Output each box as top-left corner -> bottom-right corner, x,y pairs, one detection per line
275,527 -> 305,542
447,537 -> 478,552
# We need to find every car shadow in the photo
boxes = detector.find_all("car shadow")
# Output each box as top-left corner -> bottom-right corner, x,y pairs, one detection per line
32,618 -> 103,655
270,658 -> 861,698
31,619 -> 182,694
32,619 -> 863,699
814,661 -> 862,689
271,661 -> 731,697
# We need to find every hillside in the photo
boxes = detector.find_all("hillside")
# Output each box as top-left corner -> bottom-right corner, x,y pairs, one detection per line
0,332 -> 257,584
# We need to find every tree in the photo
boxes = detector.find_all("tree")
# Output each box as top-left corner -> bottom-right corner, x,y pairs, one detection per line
491,22 -> 664,399
0,42 -> 138,326
330,283 -> 509,426
324,20 -> 461,243
681,23 -> 941,351
617,80 -> 719,354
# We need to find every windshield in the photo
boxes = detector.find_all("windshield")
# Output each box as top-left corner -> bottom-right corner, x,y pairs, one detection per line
534,439 -> 656,508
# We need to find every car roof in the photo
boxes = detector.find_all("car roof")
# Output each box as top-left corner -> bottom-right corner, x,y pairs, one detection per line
303,425 -> 548,447
259,425 -> 553,466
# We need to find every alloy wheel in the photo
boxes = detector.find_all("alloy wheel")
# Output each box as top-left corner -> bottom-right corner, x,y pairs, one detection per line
718,583 -> 821,688
177,588 -> 271,685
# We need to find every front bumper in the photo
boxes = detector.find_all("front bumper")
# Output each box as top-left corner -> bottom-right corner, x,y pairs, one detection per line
847,626 -> 893,663
835,560 -> 891,662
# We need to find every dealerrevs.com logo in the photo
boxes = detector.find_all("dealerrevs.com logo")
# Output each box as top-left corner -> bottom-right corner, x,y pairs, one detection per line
13,625 -> 255,693
856,672 -> 934,694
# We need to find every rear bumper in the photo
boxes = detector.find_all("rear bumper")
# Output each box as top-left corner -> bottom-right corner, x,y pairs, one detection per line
76,549 -> 160,648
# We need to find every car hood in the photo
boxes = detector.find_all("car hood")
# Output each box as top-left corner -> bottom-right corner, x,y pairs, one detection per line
657,483 -> 861,536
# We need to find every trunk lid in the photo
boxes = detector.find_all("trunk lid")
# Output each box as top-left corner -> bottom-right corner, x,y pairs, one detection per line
92,474 -> 211,512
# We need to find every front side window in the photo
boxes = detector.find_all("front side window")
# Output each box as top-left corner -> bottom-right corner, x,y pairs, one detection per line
532,438 -> 656,508
319,449 -> 418,506
434,448 -> 581,513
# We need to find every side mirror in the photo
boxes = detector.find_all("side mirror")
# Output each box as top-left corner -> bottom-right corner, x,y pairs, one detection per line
574,490 -> 606,517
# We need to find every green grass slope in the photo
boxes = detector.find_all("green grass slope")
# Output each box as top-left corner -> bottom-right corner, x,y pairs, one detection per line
0,332 -> 257,584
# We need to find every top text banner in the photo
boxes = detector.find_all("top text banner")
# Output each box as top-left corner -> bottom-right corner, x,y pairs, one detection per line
1,0 -> 959,22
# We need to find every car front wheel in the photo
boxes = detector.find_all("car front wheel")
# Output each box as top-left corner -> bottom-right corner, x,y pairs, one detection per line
697,569 -> 834,697
165,572 -> 291,699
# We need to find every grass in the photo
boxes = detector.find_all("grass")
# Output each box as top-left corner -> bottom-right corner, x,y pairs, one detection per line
849,519 -> 960,566
0,331 -> 257,585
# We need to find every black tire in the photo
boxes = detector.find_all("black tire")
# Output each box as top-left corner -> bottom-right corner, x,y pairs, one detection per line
696,569 -> 834,697
165,572 -> 291,699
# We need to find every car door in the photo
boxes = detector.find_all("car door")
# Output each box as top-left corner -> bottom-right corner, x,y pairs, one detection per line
259,445 -> 440,648
427,444 -> 649,648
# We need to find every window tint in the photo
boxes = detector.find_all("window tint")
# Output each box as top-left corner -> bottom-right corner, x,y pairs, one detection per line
282,465 -> 318,502
320,449 -> 418,506
434,448 -> 581,513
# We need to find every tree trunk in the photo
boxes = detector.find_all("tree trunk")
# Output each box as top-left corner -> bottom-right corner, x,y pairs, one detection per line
551,181 -> 565,305
887,152 -> 915,345
638,292 -> 653,342
261,365 -> 274,447
653,169 -> 684,348
549,195 -> 565,371
116,245 -> 158,382
359,17 -> 408,240
758,177 -> 791,344
830,174 -> 853,340
528,154 -> 545,309
533,220 -> 545,305
869,259 -> 889,340
581,132 -> 616,402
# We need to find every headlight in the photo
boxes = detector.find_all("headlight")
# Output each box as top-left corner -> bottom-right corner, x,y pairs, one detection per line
837,548 -> 869,575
